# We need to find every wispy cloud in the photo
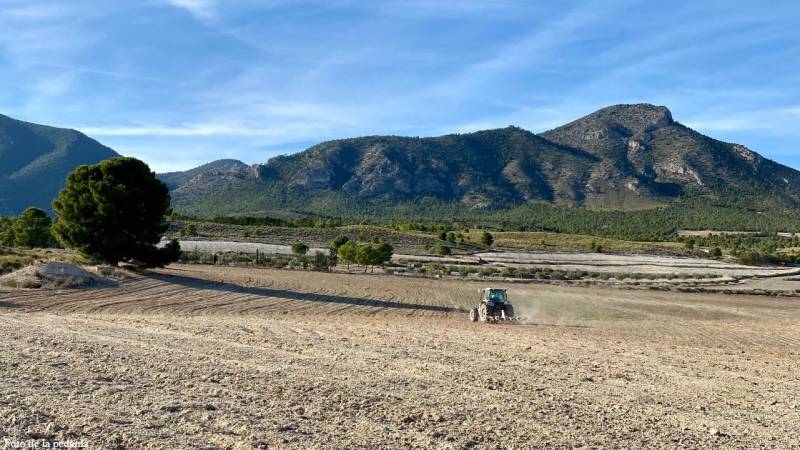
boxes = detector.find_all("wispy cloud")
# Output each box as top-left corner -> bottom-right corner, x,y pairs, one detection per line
163,0 -> 218,20
3,0 -> 800,171
1,2 -> 66,20
685,108 -> 800,135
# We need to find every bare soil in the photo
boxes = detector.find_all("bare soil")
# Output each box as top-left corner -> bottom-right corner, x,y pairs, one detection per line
1,265 -> 799,449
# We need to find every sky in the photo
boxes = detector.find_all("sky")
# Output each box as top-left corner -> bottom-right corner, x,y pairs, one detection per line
1,0 -> 799,172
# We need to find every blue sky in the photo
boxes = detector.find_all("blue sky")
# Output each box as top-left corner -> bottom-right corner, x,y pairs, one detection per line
1,0 -> 799,172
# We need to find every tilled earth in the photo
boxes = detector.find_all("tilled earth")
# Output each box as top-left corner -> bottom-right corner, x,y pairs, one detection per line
1,265 -> 799,449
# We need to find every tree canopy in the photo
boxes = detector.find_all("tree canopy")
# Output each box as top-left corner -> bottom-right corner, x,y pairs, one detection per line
12,208 -> 52,248
51,157 -> 178,266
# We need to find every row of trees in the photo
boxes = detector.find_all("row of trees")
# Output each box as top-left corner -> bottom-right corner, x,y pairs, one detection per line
331,236 -> 393,272
283,236 -> 394,272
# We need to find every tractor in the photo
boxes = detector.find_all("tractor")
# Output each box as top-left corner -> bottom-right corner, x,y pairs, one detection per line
469,288 -> 514,322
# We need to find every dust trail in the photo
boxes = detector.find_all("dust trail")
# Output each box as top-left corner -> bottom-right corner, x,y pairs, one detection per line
510,290 -> 578,326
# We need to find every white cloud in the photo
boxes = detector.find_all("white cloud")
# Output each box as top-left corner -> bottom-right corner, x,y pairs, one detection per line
163,0 -> 218,20
684,108 -> 800,135
79,118 -> 347,138
0,2 -> 66,20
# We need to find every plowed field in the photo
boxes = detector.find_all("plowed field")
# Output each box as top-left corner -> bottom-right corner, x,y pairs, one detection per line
1,265 -> 798,449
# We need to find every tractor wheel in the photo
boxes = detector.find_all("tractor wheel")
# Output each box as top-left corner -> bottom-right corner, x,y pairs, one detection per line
505,304 -> 514,320
479,304 -> 488,322
469,308 -> 479,322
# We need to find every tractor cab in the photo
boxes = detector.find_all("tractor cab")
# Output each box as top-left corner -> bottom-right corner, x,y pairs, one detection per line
482,288 -> 507,304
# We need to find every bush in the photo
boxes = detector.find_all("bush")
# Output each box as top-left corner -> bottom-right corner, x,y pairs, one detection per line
433,245 -> 452,256
480,231 -> 494,247
311,251 -> 334,271
501,267 -> 517,278
180,224 -> 198,237
291,242 -> 309,256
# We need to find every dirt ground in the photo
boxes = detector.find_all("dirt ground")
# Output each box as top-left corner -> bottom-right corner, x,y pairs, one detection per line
1,264 -> 799,449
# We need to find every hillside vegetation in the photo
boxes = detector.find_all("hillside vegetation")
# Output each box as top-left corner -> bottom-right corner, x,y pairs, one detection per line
0,114 -> 119,214
159,104 -> 800,236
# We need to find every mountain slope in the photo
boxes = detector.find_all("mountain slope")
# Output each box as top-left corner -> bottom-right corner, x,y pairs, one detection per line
0,114 -> 119,214
163,104 -> 800,219
540,104 -> 800,209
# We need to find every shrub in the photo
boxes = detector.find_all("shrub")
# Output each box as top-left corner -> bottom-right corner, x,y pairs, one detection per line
433,245 -> 452,256
291,242 -> 309,256
312,251 -> 334,271
501,267 -> 517,277
180,224 -> 198,237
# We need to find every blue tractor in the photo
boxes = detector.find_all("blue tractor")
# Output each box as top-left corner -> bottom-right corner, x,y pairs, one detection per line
469,288 -> 514,322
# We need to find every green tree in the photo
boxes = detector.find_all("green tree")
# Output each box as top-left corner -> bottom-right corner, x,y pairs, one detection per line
480,231 -> 494,248
0,216 -> 16,246
337,240 -> 358,270
709,247 -> 723,258
438,231 -> 447,241
374,241 -> 394,266
51,157 -> 176,267
327,235 -> 350,266
331,235 -> 350,250
291,242 -> 309,256
356,244 -> 380,272
12,208 -> 52,248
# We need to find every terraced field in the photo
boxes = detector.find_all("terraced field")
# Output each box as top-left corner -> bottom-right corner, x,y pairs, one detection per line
1,265 -> 799,449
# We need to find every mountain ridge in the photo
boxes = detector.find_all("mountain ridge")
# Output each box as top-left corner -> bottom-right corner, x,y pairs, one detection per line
0,113 -> 119,214
160,103 -> 800,218
2,104 -> 799,224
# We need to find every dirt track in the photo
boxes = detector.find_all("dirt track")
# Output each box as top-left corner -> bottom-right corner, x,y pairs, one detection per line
1,265 -> 799,449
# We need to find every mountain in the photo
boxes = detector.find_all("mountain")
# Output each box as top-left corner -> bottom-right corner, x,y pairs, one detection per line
540,104 -> 800,209
161,104 -> 800,219
0,113 -> 119,215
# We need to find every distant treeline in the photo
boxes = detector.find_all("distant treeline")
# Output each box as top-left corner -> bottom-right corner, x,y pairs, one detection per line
173,193 -> 800,242
171,213 -> 343,229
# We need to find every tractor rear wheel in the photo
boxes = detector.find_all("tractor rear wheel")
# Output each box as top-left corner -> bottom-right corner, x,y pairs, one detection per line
469,308 -> 479,322
479,304 -> 488,322
505,304 -> 514,320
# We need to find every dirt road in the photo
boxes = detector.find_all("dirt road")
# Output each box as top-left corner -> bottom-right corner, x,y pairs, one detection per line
1,265 -> 799,449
